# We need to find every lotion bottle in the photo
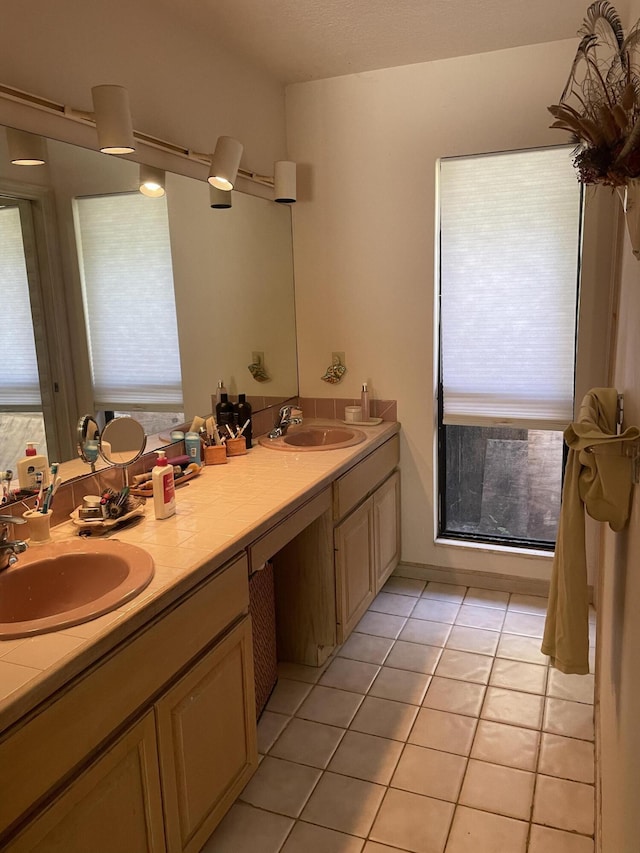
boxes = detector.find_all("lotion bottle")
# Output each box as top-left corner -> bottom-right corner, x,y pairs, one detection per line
17,442 -> 50,490
360,383 -> 370,422
152,450 -> 176,519
215,380 -> 227,405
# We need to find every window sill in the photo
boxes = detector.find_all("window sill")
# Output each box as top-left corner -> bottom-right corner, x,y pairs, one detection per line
434,537 -> 553,561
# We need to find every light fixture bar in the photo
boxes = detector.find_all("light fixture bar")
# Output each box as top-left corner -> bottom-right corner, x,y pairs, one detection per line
0,82 -> 277,188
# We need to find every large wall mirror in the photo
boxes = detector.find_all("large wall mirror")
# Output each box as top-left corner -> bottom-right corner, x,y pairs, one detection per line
0,124 -> 298,484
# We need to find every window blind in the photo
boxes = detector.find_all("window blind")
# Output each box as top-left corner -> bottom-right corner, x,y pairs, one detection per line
74,193 -> 183,410
439,148 -> 582,430
0,206 -> 41,408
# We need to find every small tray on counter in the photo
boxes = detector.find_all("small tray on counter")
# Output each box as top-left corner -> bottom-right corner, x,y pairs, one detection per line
70,505 -> 145,534
130,466 -> 203,498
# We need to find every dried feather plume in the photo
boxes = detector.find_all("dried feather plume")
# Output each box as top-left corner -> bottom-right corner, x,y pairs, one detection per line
549,1 -> 640,186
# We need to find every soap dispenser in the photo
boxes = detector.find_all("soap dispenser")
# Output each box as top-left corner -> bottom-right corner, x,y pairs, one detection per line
152,450 -> 176,519
17,442 -> 50,490
360,383 -> 370,422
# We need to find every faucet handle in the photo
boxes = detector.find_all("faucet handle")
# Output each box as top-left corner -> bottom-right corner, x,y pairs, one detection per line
0,515 -> 26,542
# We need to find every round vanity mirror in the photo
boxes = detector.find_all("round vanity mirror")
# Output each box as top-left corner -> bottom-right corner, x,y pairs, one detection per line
77,415 -> 101,467
100,417 -> 146,467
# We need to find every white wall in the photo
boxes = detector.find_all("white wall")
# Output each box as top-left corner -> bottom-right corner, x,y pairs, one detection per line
286,39 -> 607,582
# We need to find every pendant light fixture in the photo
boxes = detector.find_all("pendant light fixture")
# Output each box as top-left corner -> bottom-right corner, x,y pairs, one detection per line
139,164 -> 166,198
91,85 -> 135,154
6,128 -> 46,165
209,185 -> 232,209
274,161 -> 297,203
208,136 -> 243,191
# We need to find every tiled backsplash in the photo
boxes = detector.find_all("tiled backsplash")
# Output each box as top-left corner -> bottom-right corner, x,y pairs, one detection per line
298,397 -> 397,423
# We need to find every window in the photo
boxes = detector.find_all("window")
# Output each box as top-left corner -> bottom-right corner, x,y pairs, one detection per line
74,193 -> 183,420
437,147 -> 583,548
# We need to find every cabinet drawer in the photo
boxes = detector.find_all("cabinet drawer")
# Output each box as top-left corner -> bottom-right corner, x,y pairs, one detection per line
333,435 -> 399,521
248,487 -> 331,571
0,553 -> 248,840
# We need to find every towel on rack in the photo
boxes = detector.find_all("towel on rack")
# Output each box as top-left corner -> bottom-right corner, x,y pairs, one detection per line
542,388 -> 639,674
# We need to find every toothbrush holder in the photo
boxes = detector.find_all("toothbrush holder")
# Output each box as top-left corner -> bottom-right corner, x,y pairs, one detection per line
204,445 -> 228,465
23,509 -> 53,543
226,437 -> 247,457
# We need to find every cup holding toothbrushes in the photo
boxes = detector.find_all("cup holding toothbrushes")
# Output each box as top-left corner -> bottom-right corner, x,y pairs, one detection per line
23,509 -> 53,543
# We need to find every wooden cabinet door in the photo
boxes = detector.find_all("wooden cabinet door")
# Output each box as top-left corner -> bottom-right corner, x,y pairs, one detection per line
7,711 -> 166,853
335,497 -> 375,641
155,617 -> 257,853
374,471 -> 401,593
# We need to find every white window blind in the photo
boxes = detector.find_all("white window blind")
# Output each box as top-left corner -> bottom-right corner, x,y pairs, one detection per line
0,206 -> 41,408
74,193 -> 183,410
439,148 -> 582,430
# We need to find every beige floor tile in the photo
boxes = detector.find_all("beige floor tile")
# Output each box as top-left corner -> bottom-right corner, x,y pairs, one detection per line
471,719 -> 539,771
399,618 -> 452,647
350,696 -> 419,741
239,756 -> 321,817
319,657 -> 380,693
384,641 -> 442,675
444,805 -> 528,853
369,592 -> 418,617
266,679 -> 313,715
544,698 -> 594,741
281,822 -> 364,853
463,588 -> 510,610
455,605 -> 505,631
533,774 -> 595,835
528,824 -> 594,853
502,611 -> 546,638
296,685 -> 364,727
328,730 -> 404,784
538,732 -> 594,783
459,759 -> 535,820
434,649 -> 493,684
422,582 -> 467,604
507,593 -> 549,616
278,661 -> 328,684
481,686 -> 544,729
300,771 -> 386,837
423,676 -> 486,717
391,743 -> 466,802
339,633 -> 395,665
270,718 -> 345,768
382,576 -> 426,597
445,626 -> 500,656
200,802 -> 294,853
409,708 -> 477,756
547,669 -> 595,705
489,658 -> 547,694
257,711 -> 290,754
410,599 -> 460,624
496,633 -> 549,665
369,667 -> 431,705
355,611 -> 407,639
370,788 -> 454,853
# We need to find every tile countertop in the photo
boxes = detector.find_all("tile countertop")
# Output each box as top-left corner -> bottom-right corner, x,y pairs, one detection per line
0,419 -> 399,735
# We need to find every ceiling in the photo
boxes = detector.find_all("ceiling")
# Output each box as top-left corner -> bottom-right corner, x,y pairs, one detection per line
158,0 -> 630,84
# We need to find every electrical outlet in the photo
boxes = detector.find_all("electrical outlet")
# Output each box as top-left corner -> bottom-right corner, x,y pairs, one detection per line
332,351 -> 345,367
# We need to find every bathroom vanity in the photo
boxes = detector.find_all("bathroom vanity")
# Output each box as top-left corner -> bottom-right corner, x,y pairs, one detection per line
0,420 -> 400,852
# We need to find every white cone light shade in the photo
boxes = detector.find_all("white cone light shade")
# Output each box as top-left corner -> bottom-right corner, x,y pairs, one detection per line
274,160 -> 296,203
139,164 -> 166,198
208,136 -> 243,190
209,185 -> 232,209
7,128 -> 46,165
91,85 -> 135,154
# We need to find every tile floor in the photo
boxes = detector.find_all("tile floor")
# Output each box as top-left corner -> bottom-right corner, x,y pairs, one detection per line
202,576 -> 596,853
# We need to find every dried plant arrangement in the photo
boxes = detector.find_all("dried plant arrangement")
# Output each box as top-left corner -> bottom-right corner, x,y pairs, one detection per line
549,1 -> 640,187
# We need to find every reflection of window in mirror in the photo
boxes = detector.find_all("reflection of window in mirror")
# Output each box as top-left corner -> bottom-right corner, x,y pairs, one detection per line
0,197 -> 50,472
73,193 -> 184,424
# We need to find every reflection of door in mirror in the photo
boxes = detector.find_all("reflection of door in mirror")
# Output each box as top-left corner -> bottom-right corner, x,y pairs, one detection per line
0,196 -> 52,472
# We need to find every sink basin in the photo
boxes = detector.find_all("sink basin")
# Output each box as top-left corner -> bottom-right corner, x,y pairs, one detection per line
259,426 -> 367,451
0,540 -> 155,639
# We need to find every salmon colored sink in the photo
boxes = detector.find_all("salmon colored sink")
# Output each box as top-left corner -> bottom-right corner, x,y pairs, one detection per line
0,540 -> 155,639
259,426 -> 366,451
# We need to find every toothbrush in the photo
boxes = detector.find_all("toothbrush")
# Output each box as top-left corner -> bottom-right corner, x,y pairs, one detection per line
35,472 -> 44,510
226,424 -> 235,439
41,463 -> 59,513
237,419 -> 250,438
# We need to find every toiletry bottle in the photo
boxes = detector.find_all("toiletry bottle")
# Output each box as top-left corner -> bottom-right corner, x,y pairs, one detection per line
152,450 -> 176,520
235,394 -> 253,448
216,392 -> 236,430
215,380 -> 227,405
185,431 -> 202,465
17,442 -> 50,491
360,383 -> 370,422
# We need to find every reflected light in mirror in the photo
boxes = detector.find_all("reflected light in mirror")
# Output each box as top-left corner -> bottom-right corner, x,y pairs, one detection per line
139,164 -> 166,198
6,128 -> 46,165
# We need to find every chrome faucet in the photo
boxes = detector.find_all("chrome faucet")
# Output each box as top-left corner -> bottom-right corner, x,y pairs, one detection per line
268,405 -> 303,439
0,516 -> 28,572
